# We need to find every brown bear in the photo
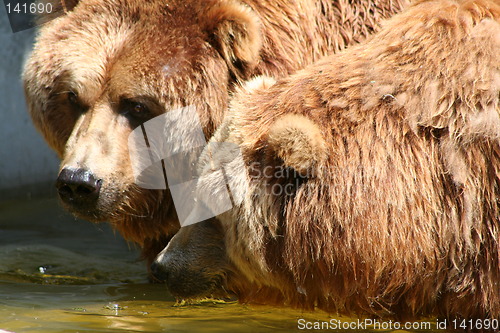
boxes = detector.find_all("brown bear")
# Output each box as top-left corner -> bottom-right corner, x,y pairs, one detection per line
153,0 -> 500,322
23,0 -> 409,265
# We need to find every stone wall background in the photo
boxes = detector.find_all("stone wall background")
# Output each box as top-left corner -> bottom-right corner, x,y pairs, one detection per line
0,5 -> 59,201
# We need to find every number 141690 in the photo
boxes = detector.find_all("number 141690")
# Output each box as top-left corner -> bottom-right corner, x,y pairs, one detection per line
6,2 -> 53,14
452,318 -> 499,331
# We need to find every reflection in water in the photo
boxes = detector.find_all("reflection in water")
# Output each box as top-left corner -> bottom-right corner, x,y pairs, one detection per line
0,244 -> 143,285
0,198 -> 436,332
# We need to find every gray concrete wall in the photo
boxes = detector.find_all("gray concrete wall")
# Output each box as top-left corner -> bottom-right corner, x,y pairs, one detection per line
0,6 -> 59,201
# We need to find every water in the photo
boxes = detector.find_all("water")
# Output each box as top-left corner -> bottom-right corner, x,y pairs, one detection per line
0,197 -> 437,332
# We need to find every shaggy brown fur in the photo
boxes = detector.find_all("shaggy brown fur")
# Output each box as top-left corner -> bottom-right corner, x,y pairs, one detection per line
154,0 -> 500,322
23,0 -> 408,265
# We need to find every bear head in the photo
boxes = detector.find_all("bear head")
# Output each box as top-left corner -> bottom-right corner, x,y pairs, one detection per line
23,0 -> 262,256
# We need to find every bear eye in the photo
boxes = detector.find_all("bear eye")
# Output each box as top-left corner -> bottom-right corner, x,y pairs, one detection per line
121,99 -> 151,121
132,103 -> 147,117
67,91 -> 79,106
66,91 -> 86,113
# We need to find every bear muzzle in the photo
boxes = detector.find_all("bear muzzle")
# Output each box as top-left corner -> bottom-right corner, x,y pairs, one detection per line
150,219 -> 236,300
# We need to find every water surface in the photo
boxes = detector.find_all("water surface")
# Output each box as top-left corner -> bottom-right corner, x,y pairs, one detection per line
0,197 -> 437,332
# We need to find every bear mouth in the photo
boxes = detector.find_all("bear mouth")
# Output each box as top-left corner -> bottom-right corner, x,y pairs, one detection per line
165,269 -> 235,301
58,193 -> 117,222
56,179 -> 124,223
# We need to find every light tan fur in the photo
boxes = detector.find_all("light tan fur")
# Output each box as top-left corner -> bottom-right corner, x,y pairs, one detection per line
157,0 -> 500,321
267,114 -> 328,175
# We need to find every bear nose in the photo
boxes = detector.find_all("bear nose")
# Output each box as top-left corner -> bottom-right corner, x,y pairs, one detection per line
56,168 -> 102,204
150,260 -> 169,283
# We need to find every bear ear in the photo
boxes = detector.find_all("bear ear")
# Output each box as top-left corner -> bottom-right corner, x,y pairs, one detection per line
204,1 -> 262,80
239,75 -> 276,94
267,114 -> 327,176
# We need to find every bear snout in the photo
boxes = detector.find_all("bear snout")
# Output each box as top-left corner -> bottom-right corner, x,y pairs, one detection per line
56,167 -> 102,209
151,252 -> 222,299
151,219 -> 234,300
150,260 -> 169,283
